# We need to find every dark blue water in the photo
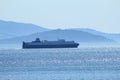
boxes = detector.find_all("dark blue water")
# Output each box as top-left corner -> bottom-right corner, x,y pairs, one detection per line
0,47 -> 120,80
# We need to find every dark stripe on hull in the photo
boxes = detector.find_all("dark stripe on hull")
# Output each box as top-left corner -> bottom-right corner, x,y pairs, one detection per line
23,44 -> 79,49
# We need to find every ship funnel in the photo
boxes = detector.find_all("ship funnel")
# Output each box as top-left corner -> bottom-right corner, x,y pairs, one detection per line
35,38 -> 40,42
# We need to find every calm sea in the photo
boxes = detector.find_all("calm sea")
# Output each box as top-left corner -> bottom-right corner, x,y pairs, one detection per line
0,47 -> 120,80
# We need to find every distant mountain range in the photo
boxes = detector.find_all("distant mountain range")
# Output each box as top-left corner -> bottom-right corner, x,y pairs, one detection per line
75,28 -> 120,43
0,20 -> 49,39
0,20 -> 120,48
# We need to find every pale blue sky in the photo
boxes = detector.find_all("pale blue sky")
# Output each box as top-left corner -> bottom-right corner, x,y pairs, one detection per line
0,0 -> 120,33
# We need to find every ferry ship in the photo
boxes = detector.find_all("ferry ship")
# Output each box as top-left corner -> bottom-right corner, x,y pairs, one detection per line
22,38 -> 79,49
